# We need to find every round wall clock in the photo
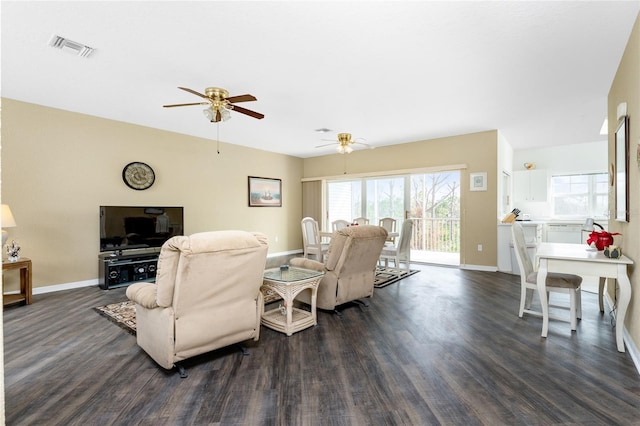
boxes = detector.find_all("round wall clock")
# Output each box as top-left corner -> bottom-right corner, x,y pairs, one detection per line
122,161 -> 155,190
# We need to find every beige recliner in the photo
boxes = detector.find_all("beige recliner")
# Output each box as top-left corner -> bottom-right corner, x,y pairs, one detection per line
126,230 -> 268,376
290,225 -> 388,311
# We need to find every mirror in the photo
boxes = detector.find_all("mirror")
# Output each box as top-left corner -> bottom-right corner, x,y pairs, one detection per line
615,115 -> 629,222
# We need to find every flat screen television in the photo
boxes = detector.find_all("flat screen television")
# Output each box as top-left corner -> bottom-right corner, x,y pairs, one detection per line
99,206 -> 184,253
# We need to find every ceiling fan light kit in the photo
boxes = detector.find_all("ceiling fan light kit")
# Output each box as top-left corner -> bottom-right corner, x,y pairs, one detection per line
316,132 -> 372,154
337,145 -> 354,154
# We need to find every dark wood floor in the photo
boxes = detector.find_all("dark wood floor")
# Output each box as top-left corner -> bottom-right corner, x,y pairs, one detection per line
4,264 -> 640,425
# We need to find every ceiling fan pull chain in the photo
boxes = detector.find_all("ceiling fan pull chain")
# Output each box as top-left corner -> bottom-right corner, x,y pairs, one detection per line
216,122 -> 220,154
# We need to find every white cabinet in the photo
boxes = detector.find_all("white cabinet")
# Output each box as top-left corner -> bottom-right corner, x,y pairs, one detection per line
498,223 -> 542,275
513,169 -> 547,202
497,225 -> 512,272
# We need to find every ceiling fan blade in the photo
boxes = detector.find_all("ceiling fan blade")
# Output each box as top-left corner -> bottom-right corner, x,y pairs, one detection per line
163,102 -> 210,108
231,105 -> 264,119
216,109 -> 222,122
226,94 -> 257,103
354,142 -> 375,149
315,143 -> 337,148
178,87 -> 209,99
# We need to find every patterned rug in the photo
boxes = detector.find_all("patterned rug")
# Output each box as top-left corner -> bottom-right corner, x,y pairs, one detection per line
93,301 -> 137,335
94,268 -> 417,333
374,266 -> 419,288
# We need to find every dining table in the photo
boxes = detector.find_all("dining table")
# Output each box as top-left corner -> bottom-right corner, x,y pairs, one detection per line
320,229 -> 399,240
535,242 -> 633,352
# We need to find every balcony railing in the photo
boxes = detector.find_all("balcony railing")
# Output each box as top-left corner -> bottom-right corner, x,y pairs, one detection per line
409,217 -> 460,253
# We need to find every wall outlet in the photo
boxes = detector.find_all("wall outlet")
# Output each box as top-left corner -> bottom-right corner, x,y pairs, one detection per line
477,244 -> 483,251
275,236 -> 279,243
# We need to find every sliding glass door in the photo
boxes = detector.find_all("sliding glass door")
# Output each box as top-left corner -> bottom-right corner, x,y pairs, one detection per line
326,170 -> 460,266
408,171 -> 460,265
365,176 -> 405,225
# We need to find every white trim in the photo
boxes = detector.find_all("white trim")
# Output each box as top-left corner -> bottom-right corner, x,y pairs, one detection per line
604,291 -> 640,375
267,249 -> 302,258
33,278 -> 98,294
302,164 -> 468,182
459,264 -> 498,272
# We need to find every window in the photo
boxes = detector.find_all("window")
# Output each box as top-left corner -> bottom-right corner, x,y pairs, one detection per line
551,173 -> 608,219
365,176 -> 405,224
327,180 -> 361,227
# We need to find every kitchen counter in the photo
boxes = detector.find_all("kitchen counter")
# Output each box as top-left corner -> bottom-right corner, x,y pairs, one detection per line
498,219 -> 605,273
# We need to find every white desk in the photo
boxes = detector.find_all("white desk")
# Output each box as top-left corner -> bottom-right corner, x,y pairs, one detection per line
535,242 -> 633,352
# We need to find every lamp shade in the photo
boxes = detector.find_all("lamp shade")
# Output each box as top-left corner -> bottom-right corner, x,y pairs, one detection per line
582,217 -> 604,231
1,204 -> 16,228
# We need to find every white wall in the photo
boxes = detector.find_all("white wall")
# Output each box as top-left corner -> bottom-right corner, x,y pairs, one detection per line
512,141 -> 608,219
497,130 -> 514,217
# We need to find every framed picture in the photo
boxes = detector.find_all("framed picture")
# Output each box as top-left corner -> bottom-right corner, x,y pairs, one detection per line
248,176 -> 282,207
615,115 -> 629,222
469,172 -> 487,192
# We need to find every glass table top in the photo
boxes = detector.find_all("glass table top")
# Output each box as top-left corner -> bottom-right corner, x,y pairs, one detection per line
263,266 -> 324,283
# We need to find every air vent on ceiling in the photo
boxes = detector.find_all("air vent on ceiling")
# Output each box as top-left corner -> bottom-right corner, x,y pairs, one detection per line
48,35 -> 95,58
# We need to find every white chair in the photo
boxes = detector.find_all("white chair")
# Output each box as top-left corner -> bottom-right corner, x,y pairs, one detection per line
331,220 -> 350,232
511,222 -> 583,332
380,219 -> 413,271
301,217 -> 329,262
378,217 -> 397,243
352,217 -> 369,226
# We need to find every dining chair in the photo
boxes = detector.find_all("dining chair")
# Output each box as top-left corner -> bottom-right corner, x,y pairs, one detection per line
511,222 -> 583,332
301,217 -> 329,262
352,217 -> 370,226
378,217 -> 397,243
380,219 -> 413,271
331,220 -> 350,232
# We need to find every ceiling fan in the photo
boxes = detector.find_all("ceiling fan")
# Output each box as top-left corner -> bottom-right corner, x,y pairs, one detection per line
315,132 -> 372,154
163,87 -> 264,122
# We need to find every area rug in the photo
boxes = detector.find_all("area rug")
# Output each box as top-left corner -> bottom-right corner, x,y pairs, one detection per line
94,301 -> 137,335
95,269 -> 418,333
374,266 -> 419,288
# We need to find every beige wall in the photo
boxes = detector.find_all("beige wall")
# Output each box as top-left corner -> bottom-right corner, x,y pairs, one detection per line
302,130 -> 499,268
1,99 -> 304,290
608,14 -> 640,351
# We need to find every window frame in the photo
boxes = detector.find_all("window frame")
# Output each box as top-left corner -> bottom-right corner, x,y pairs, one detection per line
550,172 -> 608,220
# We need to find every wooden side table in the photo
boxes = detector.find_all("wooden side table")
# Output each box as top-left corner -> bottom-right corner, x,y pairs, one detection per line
2,257 -> 32,306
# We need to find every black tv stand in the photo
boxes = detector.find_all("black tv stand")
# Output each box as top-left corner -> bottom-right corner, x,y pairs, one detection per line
98,249 -> 160,290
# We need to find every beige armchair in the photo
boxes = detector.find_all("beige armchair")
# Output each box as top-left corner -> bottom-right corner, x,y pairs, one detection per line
126,230 -> 268,377
290,225 -> 388,312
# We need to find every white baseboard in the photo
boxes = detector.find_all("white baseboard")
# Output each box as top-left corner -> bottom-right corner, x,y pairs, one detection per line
460,264 -> 498,272
33,279 -> 99,295
604,291 -> 640,375
268,249 -> 303,258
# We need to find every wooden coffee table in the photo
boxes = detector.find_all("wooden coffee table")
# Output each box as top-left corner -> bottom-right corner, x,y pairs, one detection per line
261,266 -> 324,336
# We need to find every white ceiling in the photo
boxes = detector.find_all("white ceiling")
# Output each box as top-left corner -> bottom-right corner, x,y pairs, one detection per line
2,1 -> 639,158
